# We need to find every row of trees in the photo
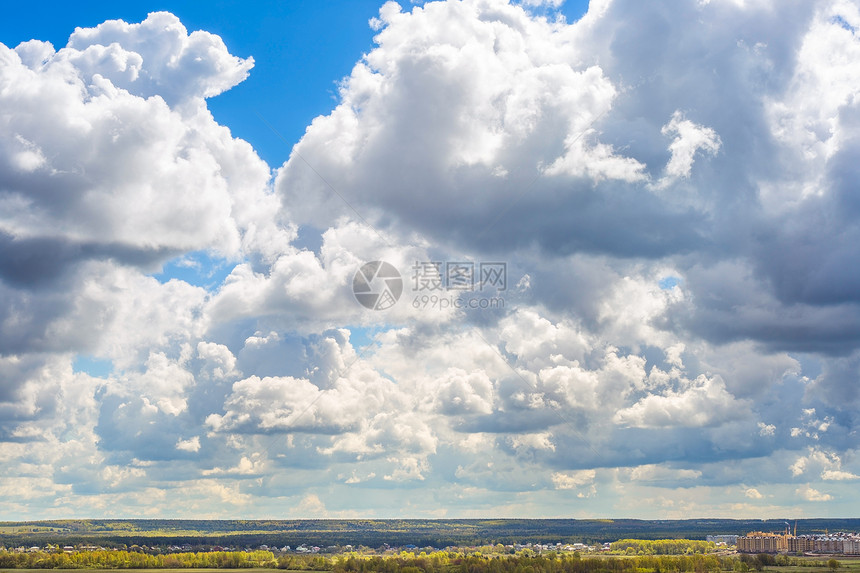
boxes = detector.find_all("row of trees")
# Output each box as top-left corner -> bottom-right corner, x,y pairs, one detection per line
0,550 -> 282,569
0,548 -> 845,572
332,553 -> 803,573
609,540 -> 716,555
736,553 -> 841,571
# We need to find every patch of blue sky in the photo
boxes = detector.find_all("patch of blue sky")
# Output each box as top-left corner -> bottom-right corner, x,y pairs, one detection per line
561,0 -> 590,19
72,355 -> 114,378
532,0 -> 589,21
659,276 -> 682,290
153,251 -> 236,291
348,325 -> 390,352
832,14 -> 856,33
793,353 -> 822,380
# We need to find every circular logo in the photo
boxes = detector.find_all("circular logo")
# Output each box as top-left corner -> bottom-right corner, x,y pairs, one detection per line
352,261 -> 403,310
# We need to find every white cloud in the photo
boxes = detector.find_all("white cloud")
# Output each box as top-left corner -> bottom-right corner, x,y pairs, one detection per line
744,488 -> 764,499
197,342 -> 239,381
175,437 -> 201,453
552,470 -> 596,490
432,368 -> 495,415
758,422 -> 776,436
657,111 -> 721,186
520,0 -> 565,7
510,432 -> 556,453
0,33 -> 267,259
64,11 -> 253,104
614,375 -> 747,428
789,447 -> 857,481
3,0 -> 860,519
796,485 -> 833,502
341,470 -> 376,484
627,464 -> 703,483
275,0 -> 650,238
789,409 -> 834,441
821,469 -> 860,481
203,456 -> 266,477
292,494 -> 328,517
384,456 -> 430,482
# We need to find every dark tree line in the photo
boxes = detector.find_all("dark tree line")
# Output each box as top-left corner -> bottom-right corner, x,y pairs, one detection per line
4,519 -> 860,549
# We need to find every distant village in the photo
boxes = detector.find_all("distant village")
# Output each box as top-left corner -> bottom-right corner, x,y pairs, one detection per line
3,532 -> 860,557
0,541 -> 604,556
735,529 -> 860,555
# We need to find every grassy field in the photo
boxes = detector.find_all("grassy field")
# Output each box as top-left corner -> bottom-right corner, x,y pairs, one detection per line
764,559 -> 860,573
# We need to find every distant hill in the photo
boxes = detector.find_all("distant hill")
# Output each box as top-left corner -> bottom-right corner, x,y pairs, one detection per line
2,518 -> 859,549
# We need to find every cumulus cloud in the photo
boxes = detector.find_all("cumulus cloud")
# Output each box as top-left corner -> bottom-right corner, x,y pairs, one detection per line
614,375 -> 747,429
626,464 -> 703,484
432,368 -> 495,415
274,0 -> 700,258
790,447 -> 859,482
175,437 -> 201,453
551,470 -> 596,490
821,469 -> 860,481
3,0 -> 860,518
656,111 -> 721,186
510,432 -> 556,453
744,488 -> 764,500
789,409 -> 834,441
0,9 -> 273,427
293,494 -> 329,517
796,485 -> 833,502
0,23 -> 267,268
64,12 -> 253,105
0,10 -> 273,514
758,423 -> 776,437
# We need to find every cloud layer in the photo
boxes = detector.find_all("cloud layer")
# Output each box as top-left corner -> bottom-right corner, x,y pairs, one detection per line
1,0 -> 859,518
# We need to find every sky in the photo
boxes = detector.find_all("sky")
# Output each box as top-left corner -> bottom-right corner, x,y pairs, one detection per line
0,0 -> 859,520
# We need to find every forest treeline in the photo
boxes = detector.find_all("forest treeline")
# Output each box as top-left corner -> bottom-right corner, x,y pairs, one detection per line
4,519 -> 860,548
333,553 -> 838,573
608,540 -> 715,555
0,549 -> 842,572
0,549 -> 288,570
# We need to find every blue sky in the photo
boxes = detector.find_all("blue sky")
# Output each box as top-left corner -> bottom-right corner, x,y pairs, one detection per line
1,1 -> 589,167
1,0 -> 860,520
1,1 -> 414,169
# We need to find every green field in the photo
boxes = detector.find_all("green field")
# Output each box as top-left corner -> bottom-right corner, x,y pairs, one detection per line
765,556 -> 860,573
763,559 -> 860,573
